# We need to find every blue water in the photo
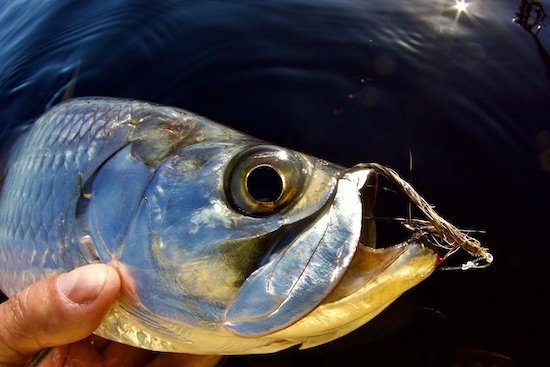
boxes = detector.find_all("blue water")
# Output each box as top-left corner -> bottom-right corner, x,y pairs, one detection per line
1,0 -> 549,365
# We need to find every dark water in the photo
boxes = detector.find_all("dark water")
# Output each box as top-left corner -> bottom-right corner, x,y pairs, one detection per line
1,0 -> 549,365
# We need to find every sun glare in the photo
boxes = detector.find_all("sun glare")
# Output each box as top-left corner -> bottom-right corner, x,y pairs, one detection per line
455,0 -> 468,13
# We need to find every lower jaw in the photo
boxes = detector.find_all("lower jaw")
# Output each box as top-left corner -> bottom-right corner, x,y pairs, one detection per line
270,240 -> 437,347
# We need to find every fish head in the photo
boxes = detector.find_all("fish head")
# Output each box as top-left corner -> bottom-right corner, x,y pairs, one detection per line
77,100 -> 438,353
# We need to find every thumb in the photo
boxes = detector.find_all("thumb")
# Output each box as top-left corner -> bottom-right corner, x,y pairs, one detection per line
0,264 -> 121,366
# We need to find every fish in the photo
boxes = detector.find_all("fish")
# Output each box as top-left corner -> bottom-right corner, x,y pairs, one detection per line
0,97 -> 491,354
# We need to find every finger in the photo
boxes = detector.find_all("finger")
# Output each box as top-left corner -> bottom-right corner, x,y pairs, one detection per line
37,336 -> 155,367
0,264 -> 121,366
87,335 -> 112,353
146,353 -> 224,367
100,339 -> 157,367
40,341 -> 102,367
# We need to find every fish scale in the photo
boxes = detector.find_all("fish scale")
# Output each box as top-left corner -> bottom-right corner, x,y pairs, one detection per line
0,99 -> 136,295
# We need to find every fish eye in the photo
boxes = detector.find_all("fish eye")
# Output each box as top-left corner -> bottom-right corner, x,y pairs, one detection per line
226,145 -> 304,216
246,165 -> 283,203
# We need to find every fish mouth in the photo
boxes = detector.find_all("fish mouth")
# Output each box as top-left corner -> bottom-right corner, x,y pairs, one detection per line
323,167 -> 439,305
323,163 -> 493,304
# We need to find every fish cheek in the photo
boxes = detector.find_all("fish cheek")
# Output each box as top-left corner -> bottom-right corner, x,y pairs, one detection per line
174,234 -> 280,304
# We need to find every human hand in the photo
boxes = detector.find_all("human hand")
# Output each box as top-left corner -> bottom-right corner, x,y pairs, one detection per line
0,264 -> 223,367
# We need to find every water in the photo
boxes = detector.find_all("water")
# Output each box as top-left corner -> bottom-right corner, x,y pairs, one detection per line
1,0 -> 549,365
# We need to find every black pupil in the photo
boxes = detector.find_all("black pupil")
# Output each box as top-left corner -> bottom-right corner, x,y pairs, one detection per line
247,166 -> 283,202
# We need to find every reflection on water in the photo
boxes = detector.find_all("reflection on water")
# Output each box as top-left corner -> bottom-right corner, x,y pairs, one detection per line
0,0 -> 549,366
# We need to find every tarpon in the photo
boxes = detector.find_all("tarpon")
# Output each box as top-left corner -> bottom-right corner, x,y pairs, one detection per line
0,98 -> 490,354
